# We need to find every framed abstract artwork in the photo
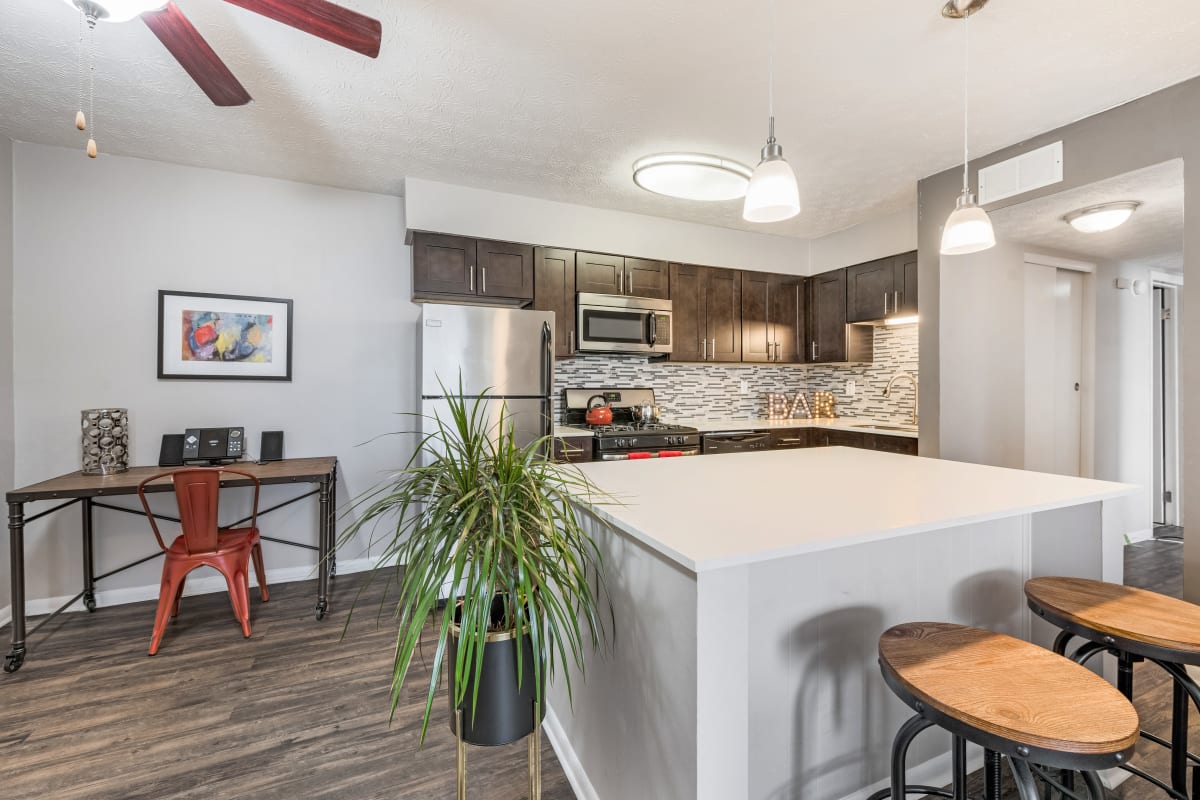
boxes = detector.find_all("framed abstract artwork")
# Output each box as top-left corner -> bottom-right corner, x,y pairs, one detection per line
157,290 -> 293,381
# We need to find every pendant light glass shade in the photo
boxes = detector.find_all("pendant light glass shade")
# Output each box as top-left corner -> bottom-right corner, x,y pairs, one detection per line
941,190 -> 995,255
743,118 -> 801,223
64,0 -> 168,22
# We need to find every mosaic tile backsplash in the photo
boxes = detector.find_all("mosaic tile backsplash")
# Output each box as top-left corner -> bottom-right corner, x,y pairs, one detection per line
554,324 -> 918,424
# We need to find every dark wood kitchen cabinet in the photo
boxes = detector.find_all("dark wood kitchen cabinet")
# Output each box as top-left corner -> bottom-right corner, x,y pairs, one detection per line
870,433 -> 918,456
846,250 -> 918,322
806,268 -> 872,363
769,428 -> 810,449
533,247 -> 577,358
670,263 -> 741,362
575,252 -> 669,299
553,434 -> 594,463
742,272 -> 806,363
412,232 -> 533,303
809,428 -> 917,455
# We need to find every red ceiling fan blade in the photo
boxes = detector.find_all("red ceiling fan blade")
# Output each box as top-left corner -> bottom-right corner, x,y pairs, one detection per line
220,0 -> 382,58
142,2 -> 252,107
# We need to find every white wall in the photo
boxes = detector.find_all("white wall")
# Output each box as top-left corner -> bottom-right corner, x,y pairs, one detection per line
806,207 -> 917,274
1093,259 -> 1156,540
404,177 -> 810,275
938,240 -> 1028,469
10,142 -> 411,606
0,137 -> 14,614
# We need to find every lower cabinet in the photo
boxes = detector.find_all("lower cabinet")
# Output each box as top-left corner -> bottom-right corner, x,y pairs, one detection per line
768,428 -> 810,449
553,435 -> 594,463
809,428 -> 917,455
869,433 -> 919,456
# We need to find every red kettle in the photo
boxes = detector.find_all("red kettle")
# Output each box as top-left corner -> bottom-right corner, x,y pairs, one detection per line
585,395 -> 613,426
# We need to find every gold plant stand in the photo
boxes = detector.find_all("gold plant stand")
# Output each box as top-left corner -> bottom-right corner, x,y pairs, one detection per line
454,702 -> 541,800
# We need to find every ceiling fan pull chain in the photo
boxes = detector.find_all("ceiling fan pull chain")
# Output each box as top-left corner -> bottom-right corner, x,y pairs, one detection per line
86,16 -> 97,159
74,11 -> 86,131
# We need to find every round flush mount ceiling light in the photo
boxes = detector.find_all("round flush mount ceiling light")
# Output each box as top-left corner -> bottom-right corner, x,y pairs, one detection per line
632,153 -> 754,202
64,0 -> 168,23
1063,201 -> 1142,234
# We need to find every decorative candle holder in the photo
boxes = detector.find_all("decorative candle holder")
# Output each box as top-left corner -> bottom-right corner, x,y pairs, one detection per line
81,408 -> 130,475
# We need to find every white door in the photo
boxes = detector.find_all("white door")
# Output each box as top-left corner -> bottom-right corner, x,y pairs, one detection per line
1052,270 -> 1084,476
1024,264 -> 1084,476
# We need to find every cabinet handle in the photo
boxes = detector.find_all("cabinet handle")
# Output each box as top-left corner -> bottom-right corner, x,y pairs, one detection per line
569,331 -> 575,354
894,290 -> 900,313
710,339 -> 716,360
883,292 -> 889,316
774,342 -> 781,362
778,438 -> 805,444
481,267 -> 487,294
811,341 -> 817,361
700,339 -> 707,360
469,265 -> 475,292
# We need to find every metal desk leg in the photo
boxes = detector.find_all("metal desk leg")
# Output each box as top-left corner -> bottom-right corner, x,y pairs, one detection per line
327,465 -> 337,579
4,502 -> 26,672
315,475 -> 330,620
82,498 -> 97,612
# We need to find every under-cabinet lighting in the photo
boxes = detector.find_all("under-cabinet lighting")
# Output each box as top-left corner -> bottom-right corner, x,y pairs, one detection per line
885,315 -> 920,326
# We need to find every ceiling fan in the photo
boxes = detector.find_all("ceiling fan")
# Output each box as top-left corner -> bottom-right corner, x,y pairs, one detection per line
65,0 -> 382,107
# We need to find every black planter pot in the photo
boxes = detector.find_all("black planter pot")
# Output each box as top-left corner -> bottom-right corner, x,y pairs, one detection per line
447,597 -> 547,747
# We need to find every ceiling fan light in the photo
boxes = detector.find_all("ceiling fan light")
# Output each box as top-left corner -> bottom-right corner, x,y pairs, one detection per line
65,0 -> 168,23
1063,201 -> 1141,233
940,191 -> 996,255
742,155 -> 800,224
632,153 -> 753,202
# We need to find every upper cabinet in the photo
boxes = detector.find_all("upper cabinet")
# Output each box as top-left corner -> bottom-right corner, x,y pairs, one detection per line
576,252 -> 669,299
669,264 -> 741,362
741,272 -> 805,363
846,250 -> 918,323
412,232 -> 533,304
807,268 -> 872,363
533,247 -> 577,358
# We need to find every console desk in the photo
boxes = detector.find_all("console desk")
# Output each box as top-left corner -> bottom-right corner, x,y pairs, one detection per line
3,457 -> 338,673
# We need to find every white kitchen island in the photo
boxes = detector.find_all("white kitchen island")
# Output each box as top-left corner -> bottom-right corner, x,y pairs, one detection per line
544,447 -> 1136,800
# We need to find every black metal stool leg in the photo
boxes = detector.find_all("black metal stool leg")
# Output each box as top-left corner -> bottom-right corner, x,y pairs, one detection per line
1117,651 -> 1135,700
952,735 -> 967,800
1080,770 -> 1105,800
985,750 -> 1003,800
1010,759 -> 1041,800
1052,630 -> 1074,656
867,714 -> 954,800
1174,681 -> 1190,795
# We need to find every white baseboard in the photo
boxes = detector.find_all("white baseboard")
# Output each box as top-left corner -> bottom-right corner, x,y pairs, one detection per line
1126,528 -> 1154,544
544,705 -> 596,800
836,748 -> 984,800
0,557 -> 379,630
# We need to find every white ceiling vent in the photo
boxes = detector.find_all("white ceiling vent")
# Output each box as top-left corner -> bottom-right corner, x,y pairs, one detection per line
978,140 -> 1064,205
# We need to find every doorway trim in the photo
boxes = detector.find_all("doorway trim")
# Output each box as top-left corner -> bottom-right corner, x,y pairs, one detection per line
1025,253 -> 1097,479
1152,271 -> 1184,527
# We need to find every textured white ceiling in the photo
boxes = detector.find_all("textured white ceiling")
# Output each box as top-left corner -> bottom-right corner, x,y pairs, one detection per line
991,160 -> 1184,272
3,0 -> 1200,239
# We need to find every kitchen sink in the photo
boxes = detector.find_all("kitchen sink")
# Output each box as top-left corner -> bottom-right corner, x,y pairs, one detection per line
851,423 -> 918,433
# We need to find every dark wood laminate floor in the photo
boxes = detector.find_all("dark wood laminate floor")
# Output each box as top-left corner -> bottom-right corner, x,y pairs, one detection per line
0,539 -> 1191,799
0,575 -> 574,800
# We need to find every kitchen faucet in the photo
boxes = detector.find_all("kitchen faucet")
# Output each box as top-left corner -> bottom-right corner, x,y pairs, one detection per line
884,372 -> 918,426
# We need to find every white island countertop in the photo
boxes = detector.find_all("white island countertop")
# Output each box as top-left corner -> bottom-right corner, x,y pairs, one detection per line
573,447 -> 1135,572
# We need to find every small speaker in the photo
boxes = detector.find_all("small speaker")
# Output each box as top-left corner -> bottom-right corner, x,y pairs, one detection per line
259,430 -> 284,463
158,433 -> 185,467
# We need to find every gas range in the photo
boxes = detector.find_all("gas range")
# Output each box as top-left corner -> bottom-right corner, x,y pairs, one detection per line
561,388 -> 701,461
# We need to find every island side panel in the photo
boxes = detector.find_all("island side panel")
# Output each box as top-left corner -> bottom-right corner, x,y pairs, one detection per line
696,565 -> 751,800
546,509 -> 700,800
744,517 -> 1029,800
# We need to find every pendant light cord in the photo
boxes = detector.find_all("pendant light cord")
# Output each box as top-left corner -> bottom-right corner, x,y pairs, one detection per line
961,11 -> 970,194
767,0 -> 776,141
89,19 -> 96,141
77,11 -> 84,119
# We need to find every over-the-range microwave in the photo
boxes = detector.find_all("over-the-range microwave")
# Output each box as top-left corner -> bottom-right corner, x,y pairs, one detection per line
576,293 -> 673,355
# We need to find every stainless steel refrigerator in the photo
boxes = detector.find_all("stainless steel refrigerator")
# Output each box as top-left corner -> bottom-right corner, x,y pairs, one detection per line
418,304 -> 555,450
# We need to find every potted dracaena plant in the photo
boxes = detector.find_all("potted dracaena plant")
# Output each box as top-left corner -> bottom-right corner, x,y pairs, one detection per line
339,381 -> 610,751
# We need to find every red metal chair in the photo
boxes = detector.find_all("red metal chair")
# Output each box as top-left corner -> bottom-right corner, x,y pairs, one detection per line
137,467 -> 269,655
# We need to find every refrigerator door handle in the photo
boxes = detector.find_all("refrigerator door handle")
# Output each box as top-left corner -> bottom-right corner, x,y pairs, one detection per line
540,321 -> 554,442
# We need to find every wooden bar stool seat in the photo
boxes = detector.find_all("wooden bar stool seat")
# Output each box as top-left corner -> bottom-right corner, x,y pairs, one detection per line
875,622 -> 1138,800
1027,576 -> 1200,800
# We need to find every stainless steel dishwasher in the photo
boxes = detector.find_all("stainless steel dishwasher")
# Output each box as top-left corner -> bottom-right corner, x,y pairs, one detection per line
701,431 -> 771,454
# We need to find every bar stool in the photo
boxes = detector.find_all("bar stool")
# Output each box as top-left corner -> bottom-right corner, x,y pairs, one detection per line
875,622 -> 1139,800
1027,576 -> 1200,800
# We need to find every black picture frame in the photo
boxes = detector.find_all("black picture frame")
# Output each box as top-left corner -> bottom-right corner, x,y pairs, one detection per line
157,290 -> 294,381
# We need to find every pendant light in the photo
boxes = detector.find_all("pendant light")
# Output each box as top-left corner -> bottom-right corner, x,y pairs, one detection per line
939,2 -> 995,255
743,0 -> 800,224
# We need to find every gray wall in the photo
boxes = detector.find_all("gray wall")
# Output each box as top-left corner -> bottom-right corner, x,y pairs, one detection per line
917,76 -> 1200,599
0,137 -> 12,619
